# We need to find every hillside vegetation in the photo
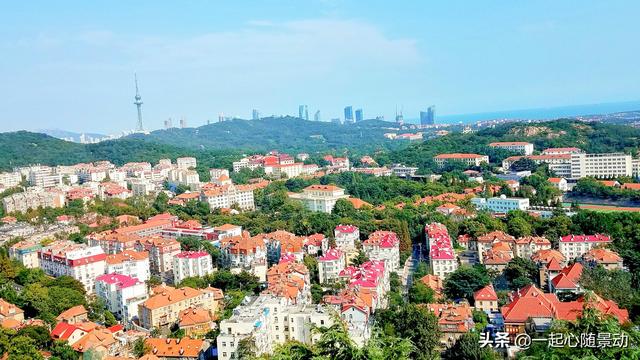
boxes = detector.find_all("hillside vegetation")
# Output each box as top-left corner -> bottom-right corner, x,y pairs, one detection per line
379,120 -> 640,173
128,116 -> 406,153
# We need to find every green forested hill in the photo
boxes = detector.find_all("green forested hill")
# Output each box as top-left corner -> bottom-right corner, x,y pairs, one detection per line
378,120 -> 640,172
0,131 -> 206,170
128,116 -> 405,153
3,119 -> 639,172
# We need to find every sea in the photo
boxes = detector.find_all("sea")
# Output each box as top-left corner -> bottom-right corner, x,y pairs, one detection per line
406,100 -> 640,125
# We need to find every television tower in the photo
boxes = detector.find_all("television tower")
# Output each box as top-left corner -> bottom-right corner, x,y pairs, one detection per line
133,73 -> 144,132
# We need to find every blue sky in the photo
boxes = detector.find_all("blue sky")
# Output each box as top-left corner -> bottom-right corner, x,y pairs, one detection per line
1,0 -> 639,133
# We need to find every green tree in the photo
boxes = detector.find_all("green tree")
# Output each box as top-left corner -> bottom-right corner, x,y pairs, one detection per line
504,257 -> 538,290
444,265 -> 490,302
442,332 -> 498,360
408,282 -> 435,304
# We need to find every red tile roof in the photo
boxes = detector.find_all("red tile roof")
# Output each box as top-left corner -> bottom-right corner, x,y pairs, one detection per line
474,284 -> 498,302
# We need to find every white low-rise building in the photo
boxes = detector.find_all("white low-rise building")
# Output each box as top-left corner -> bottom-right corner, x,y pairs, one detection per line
217,295 -> 333,360
288,185 -> 349,213
471,195 -> 530,213
489,142 -> 534,155
559,234 -> 612,260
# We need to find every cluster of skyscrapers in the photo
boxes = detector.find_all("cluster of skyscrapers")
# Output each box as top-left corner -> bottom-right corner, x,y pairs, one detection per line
420,106 -> 436,126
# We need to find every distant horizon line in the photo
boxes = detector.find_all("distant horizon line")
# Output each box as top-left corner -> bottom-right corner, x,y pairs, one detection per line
9,98 -> 640,136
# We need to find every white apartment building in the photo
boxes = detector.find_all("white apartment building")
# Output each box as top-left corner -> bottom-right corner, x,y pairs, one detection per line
0,171 -> 21,188
570,153 -> 633,179
105,250 -> 151,282
9,240 -> 42,268
95,273 -> 148,322
267,163 -> 304,179
130,180 -> 156,196
200,184 -> 255,211
362,231 -> 400,271
471,195 -> 530,213
176,157 -> 197,170
489,142 -> 534,155
514,236 -> 552,259
502,154 -> 572,177
2,190 -> 66,214
173,251 -> 215,285
217,295 -> 333,360
318,248 -> 346,284
169,169 -> 200,189
334,224 -> 360,253
559,234 -> 612,260
38,241 -> 106,293
288,185 -> 349,213
28,166 -> 63,188
433,154 -> 489,168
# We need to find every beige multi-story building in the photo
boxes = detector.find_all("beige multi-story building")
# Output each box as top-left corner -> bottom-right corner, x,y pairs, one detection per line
489,142 -> 534,155
27,166 -> 63,188
2,190 -> 65,214
570,152 -> 633,179
514,236 -> 551,259
200,184 -> 255,211
288,185 -> 349,213
433,153 -> 489,168
0,171 -> 21,188
138,285 -> 223,330
266,163 -> 304,179
38,241 -> 106,293
9,240 -> 42,268
176,157 -> 197,170
135,236 -> 181,282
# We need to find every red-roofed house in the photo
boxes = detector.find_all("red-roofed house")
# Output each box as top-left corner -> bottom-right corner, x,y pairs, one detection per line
425,303 -> 475,346
582,248 -> 623,270
548,177 -> 568,192
334,224 -> 359,253
474,285 -> 499,312
363,231 -> 400,270
420,275 -> 444,300
550,263 -> 583,294
502,284 -> 629,337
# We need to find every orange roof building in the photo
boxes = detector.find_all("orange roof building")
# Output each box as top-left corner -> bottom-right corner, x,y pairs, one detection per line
146,338 -> 206,359
582,248 -> 623,270
56,305 -> 88,324
138,286 -> 223,330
